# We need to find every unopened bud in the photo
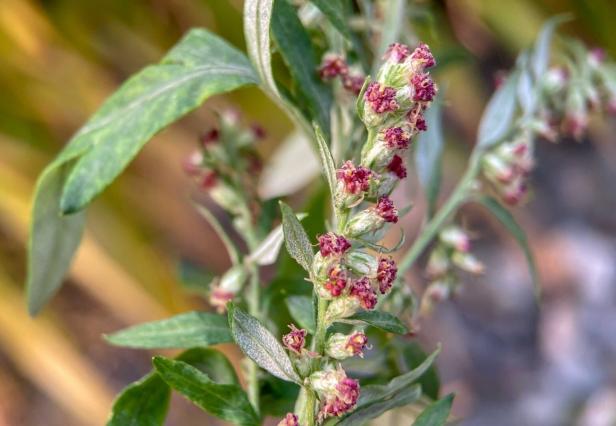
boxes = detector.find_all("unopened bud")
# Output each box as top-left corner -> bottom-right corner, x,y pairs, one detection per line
326,332 -> 369,359
325,296 -> 361,323
282,324 -> 307,354
346,250 -> 378,276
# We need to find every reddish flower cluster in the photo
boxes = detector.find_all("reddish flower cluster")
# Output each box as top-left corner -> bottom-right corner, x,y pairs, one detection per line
383,127 -> 411,149
376,257 -> 397,294
350,277 -> 378,310
324,265 -> 348,297
365,82 -> 399,114
387,154 -> 407,179
375,195 -> 398,223
408,104 -> 427,132
345,332 -> 369,357
277,413 -> 299,426
336,161 -> 372,194
318,232 -> 352,257
411,73 -> 437,102
200,128 -> 219,146
321,377 -> 360,418
318,54 -> 365,95
282,324 -> 306,354
410,42 -> 436,69
384,42 -> 412,63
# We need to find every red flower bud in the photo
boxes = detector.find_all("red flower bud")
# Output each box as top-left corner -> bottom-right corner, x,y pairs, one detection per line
411,42 -> 436,69
345,332 -> 369,357
365,82 -> 399,114
319,54 -> 349,80
411,73 -> 437,102
324,265 -> 348,297
383,42 -> 412,63
318,233 -> 352,257
282,324 -> 306,354
350,277 -> 378,310
377,257 -> 397,294
375,195 -> 398,223
336,161 -> 372,194
387,155 -> 407,179
342,73 -> 366,95
383,127 -> 411,149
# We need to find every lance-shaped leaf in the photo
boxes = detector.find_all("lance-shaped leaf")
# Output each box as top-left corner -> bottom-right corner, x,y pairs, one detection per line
247,213 -> 308,266
475,70 -> 520,151
26,164 -> 85,315
345,310 -> 408,335
271,0 -> 333,137
107,373 -> 170,426
228,303 -> 301,383
314,124 -> 338,200
478,196 -> 540,299
394,341 -> 440,400
153,357 -> 259,426
532,14 -> 571,78
310,0 -> 351,38
59,28 -> 258,213
412,394 -> 454,426
415,96 -> 444,217
107,348 -> 237,426
105,312 -> 232,349
279,201 -> 314,273
285,295 -> 316,333
244,0 -> 279,97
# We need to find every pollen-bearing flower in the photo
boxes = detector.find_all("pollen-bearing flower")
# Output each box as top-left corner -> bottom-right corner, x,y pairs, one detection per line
411,73 -> 437,102
310,366 -> 360,420
319,54 -> 349,80
321,265 -> 348,298
326,331 -> 369,359
349,277 -> 378,310
282,324 -> 307,355
318,232 -> 352,257
277,413 -> 299,426
377,257 -> 397,294
344,195 -> 398,237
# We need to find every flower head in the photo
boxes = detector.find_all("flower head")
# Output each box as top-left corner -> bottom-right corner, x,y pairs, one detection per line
323,265 -> 348,297
318,232 -> 352,257
277,413 -> 299,426
383,127 -> 411,149
342,73 -> 366,95
377,257 -> 397,294
411,73 -> 437,102
384,43 -> 412,64
350,277 -> 378,310
365,82 -> 399,114
345,332 -> 369,357
326,331 -> 369,359
319,54 -> 349,80
375,195 -> 398,223
336,161 -> 372,194
311,367 -> 360,420
387,155 -> 407,179
282,324 -> 306,354
410,42 -> 436,69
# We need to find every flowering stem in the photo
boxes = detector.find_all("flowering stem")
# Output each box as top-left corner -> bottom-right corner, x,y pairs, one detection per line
398,155 -> 481,273
245,227 -> 262,415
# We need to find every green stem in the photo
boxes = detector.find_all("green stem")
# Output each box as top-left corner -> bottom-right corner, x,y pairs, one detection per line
302,389 -> 317,426
398,156 -> 482,274
245,226 -> 261,415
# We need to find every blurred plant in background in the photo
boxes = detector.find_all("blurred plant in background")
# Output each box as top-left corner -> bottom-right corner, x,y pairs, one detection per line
2,1 -> 616,426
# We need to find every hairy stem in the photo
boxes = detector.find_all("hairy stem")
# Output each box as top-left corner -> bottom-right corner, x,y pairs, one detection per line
398,156 -> 481,273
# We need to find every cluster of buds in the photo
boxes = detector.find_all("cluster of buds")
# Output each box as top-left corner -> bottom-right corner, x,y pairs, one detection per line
481,132 -> 534,206
421,226 -> 483,314
309,366 -> 360,421
182,111 -> 266,311
318,54 -> 366,95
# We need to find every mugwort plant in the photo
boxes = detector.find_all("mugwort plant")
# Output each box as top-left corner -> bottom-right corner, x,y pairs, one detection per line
24,1 -> 616,425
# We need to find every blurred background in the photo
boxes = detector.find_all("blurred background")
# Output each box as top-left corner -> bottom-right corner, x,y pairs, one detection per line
0,0 -> 615,425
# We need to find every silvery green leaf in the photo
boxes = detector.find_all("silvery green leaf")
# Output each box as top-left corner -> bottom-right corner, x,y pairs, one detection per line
412,394 -> 454,426
193,203 -> 240,265
346,310 -> 408,334
107,373 -> 170,426
259,130 -> 320,199
415,96 -> 444,216
517,56 -> 537,118
314,123 -> 338,200
478,196 -> 540,299
105,312 -> 232,349
532,14 -> 571,78
285,295 -> 316,333
247,213 -> 308,266
26,164 -> 85,315
153,357 -> 259,426
476,70 -> 520,150
244,0 -> 279,97
279,201 -> 314,273
228,303 -> 301,383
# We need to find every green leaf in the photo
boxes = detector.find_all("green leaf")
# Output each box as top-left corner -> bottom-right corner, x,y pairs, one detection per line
107,373 -> 170,426
247,213 -> 308,266
314,123 -> 338,201
532,14 -> 571,79
244,0 -> 279,97
58,28 -> 258,213
279,201 -> 314,273
228,303 -> 301,383
477,196 -> 540,299
176,347 -> 240,386
415,96 -> 444,217
153,357 -> 259,426
271,0 -> 333,137
394,341 -> 440,400
310,0 -> 351,38
346,310 -> 408,334
285,295 -> 316,333
105,312 -> 232,349
336,385 -> 422,426
26,163 -> 86,315
475,70 -> 519,150
412,394 -> 454,426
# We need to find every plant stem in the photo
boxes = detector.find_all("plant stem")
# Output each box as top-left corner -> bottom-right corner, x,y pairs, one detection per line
245,226 -> 261,415
302,389 -> 317,426
398,156 -> 481,274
